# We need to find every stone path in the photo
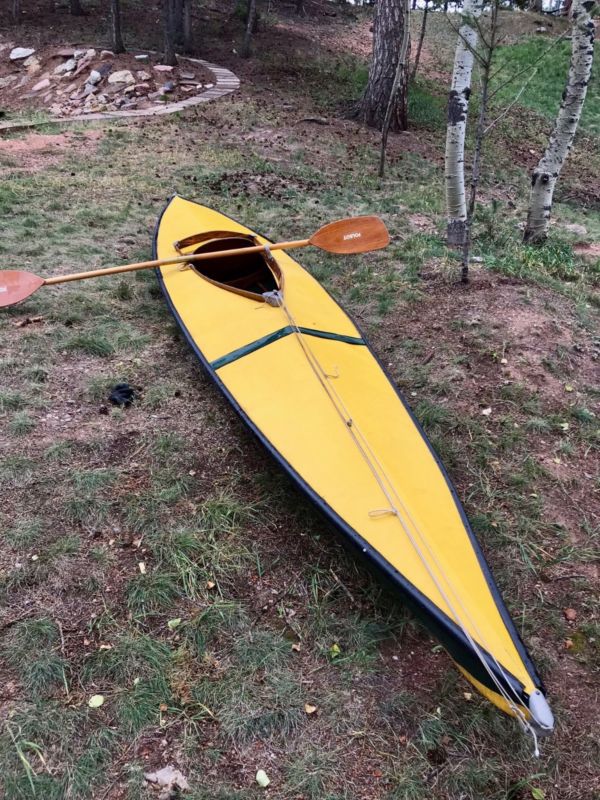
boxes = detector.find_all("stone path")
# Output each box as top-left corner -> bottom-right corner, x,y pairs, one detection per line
0,54 -> 239,131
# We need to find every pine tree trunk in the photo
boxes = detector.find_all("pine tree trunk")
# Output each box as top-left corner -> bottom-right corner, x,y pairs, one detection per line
524,0 -> 596,243
182,0 -> 193,53
111,0 -> 125,54
163,0 -> 178,66
411,0 -> 429,81
241,0 -> 257,58
355,0 -> 410,132
70,0 -> 84,15
444,0 -> 484,247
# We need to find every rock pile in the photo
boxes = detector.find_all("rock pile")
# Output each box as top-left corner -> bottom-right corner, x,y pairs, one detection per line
0,45 -> 211,116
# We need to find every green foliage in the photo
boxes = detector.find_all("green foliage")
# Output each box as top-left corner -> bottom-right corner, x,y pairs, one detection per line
3,619 -> 68,696
492,38 -> 600,135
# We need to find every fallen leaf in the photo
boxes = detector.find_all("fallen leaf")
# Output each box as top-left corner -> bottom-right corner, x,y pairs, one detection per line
138,561 -> 146,574
481,407 -> 492,417
144,765 -> 190,792
256,769 -> 270,788
329,642 -> 341,660
463,692 -> 472,701
206,580 -> 216,590
159,702 -> 168,712
531,788 -> 545,800
559,422 -> 569,431
304,703 -> 317,715
564,384 -> 574,393
291,643 -> 301,652
167,618 -> 182,630
88,694 -> 105,708
563,608 -> 577,622
565,638 -> 574,649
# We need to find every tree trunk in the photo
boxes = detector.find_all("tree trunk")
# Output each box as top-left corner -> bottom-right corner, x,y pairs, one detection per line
296,0 -> 306,15
379,0 -> 411,176
411,0 -> 429,81
111,0 -> 125,54
355,0 -> 410,132
182,0 -> 193,53
70,0 -> 84,15
524,0 -> 596,243
461,0 -> 499,283
241,0 -> 257,58
444,0 -> 484,247
163,0 -> 178,66
12,0 -> 21,23
529,0 -> 544,12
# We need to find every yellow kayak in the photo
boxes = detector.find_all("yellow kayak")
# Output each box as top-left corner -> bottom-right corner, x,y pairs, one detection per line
154,195 -> 554,735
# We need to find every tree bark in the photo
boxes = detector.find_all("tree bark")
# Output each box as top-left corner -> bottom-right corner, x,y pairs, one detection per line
296,0 -> 306,15
444,0 -> 484,247
524,0 -> 596,243
411,0 -> 429,81
111,0 -> 125,54
70,0 -> 84,15
241,0 -> 257,58
355,0 -> 410,132
12,0 -> 21,23
182,0 -> 193,53
379,0 -> 411,176
163,0 -> 178,66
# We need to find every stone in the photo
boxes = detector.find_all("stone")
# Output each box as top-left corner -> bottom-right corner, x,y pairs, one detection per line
205,83 -> 214,89
134,54 -> 149,61
133,82 -> 150,93
73,55 -> 94,76
162,81 -> 175,93
10,47 -> 35,61
82,82 -> 97,97
73,49 -> 86,59
87,69 -> 102,85
31,77 -> 50,92
153,64 -> 174,72
108,69 -> 135,85
123,84 -> 136,94
180,71 -> 195,80
136,70 -> 151,81
535,26 -> 547,33
97,63 -> 113,77
85,48 -> 96,59
24,55 -> 41,73
100,50 -> 115,59
55,58 -> 76,75
0,75 -> 18,88
56,47 -> 76,57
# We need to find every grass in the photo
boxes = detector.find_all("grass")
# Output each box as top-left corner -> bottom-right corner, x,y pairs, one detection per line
492,37 -> 600,136
0,5 -> 598,799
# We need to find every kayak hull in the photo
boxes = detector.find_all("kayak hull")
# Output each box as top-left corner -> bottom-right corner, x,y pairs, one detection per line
154,196 -> 550,727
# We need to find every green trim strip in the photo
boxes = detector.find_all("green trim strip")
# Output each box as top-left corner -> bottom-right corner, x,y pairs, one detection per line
212,326 -> 365,370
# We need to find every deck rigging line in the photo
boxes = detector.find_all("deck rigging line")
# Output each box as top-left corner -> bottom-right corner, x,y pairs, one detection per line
272,288 -> 541,754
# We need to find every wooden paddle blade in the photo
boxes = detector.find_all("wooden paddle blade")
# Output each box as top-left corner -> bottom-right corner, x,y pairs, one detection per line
309,216 -> 390,254
0,271 -> 45,308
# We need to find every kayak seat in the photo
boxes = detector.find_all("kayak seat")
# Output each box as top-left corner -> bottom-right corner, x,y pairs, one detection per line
174,231 -> 280,299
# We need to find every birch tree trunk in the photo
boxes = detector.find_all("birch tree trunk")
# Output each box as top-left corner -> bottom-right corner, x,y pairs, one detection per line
444,0 -> 484,247
355,0 -> 410,131
523,0 -> 597,243
111,0 -> 125,54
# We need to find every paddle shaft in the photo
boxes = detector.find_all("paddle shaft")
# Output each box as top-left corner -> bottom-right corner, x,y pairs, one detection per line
43,239 -> 310,286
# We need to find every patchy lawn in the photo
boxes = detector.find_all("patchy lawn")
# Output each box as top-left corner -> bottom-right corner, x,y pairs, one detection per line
0,3 -> 599,800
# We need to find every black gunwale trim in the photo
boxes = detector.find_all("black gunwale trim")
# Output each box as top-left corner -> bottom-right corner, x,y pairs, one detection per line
211,326 -> 365,370
153,195 -> 545,702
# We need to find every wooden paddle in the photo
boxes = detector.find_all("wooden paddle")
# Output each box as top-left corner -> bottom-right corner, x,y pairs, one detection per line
0,216 -> 389,309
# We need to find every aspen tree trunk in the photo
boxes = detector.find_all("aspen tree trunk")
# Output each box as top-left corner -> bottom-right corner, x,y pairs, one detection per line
524,0 -> 597,243
111,0 -> 125,54
355,0 -> 410,131
444,0 -> 484,247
